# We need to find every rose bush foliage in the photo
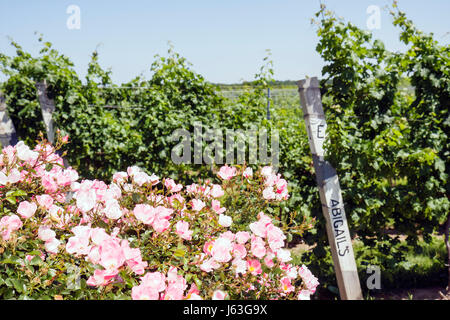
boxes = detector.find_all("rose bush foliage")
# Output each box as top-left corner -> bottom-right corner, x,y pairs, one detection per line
0,137 -> 318,300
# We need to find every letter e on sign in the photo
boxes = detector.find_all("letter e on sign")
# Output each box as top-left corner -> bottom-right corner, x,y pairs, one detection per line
317,124 -> 325,139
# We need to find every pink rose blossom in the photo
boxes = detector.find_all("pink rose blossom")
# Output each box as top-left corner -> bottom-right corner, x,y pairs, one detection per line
243,167 -> 253,178
261,166 -> 273,177
247,259 -> 262,276
212,289 -> 228,300
38,226 -> 56,242
87,269 -> 118,287
217,165 -> 237,180
186,284 -> 202,300
211,237 -> 233,263
276,248 -> 292,263
87,246 -> 101,264
168,193 -> 185,207
185,183 -> 199,194
36,194 -> 54,210
6,169 -> 21,184
121,240 -> 148,275
266,224 -> 286,251
155,206 -> 173,220
175,220 -> 193,241
17,201 -> 37,219
200,257 -> 220,272
16,141 -> 39,162
163,268 -> 187,300
87,227 -> 107,245
0,215 -> 23,240
141,272 -> 167,292
191,199 -> 206,212
131,284 -> 160,300
48,204 -> 64,222
163,283 -> 185,300
44,237 -> 61,254
0,172 -> 7,186
286,265 -> 298,280
249,221 -> 267,238
133,204 -> 156,225
188,283 -> 200,295
152,216 -> 170,233
235,231 -> 250,244
41,175 -> 57,193
203,240 -> 214,255
99,239 -> 125,270
298,290 -> 312,300
133,171 -> 151,186
298,265 -> 319,293
232,258 -> 247,275
264,173 -> 277,187
71,225 -> 91,239
165,178 -> 183,192
210,184 -> 224,198
112,172 -> 128,184
66,236 -> 90,255
250,236 -> 266,259
127,166 -> 140,177
218,214 -> 232,227
221,231 -> 235,242
55,170 -> 75,186
257,212 -> 273,224
275,178 -> 288,194
103,199 -> 123,220
74,189 -> 97,213
262,187 -> 276,200
280,276 -> 295,294
127,258 -> 148,275
264,250 -> 276,268
211,199 -> 226,215
0,228 -> 11,241
2,145 -> 15,163
232,243 -> 247,259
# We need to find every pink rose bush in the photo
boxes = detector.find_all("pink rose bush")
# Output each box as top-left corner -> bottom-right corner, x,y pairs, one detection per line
0,137 -> 317,300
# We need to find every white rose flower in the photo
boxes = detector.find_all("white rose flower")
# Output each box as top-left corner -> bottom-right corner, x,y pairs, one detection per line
218,214 -> 232,227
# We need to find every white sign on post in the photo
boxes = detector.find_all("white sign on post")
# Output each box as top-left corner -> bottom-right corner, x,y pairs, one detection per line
298,77 -> 363,300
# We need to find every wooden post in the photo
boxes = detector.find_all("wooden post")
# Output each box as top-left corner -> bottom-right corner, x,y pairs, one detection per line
298,77 -> 362,300
36,80 -> 56,144
35,80 -> 70,169
0,93 -> 18,147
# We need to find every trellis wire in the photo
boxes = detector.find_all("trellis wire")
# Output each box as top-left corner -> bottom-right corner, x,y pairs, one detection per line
65,86 -> 433,123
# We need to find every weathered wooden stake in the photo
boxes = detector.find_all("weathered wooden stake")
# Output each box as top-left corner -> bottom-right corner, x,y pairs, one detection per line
36,80 -> 56,144
0,92 -> 18,147
298,77 -> 362,300
36,80 -> 70,169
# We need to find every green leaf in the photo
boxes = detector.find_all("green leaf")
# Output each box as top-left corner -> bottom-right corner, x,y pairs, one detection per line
6,197 -> 17,204
173,248 -> 186,258
11,279 -> 26,293
5,190 -> 27,197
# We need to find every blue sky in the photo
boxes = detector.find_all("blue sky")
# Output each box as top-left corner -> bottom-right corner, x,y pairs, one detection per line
0,0 -> 449,84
